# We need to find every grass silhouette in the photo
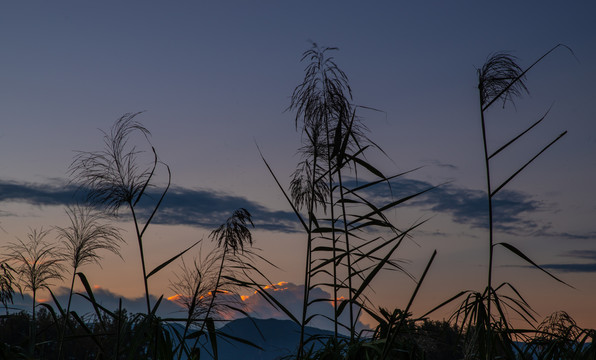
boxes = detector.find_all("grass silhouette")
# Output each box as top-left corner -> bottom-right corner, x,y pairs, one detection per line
0,44 -> 592,360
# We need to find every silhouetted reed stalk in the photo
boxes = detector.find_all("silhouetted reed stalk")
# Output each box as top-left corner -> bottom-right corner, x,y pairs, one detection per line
170,253 -> 218,360
289,44 -> 353,351
279,44 -> 435,357
55,204 -> 123,359
70,113 -> 171,315
185,208 -> 254,358
473,44 -> 573,358
4,228 -> 64,355
0,262 -> 16,315
334,113 -> 356,340
323,124 -> 339,338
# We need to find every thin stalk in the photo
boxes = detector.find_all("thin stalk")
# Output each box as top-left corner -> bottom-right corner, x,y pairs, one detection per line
298,152 -> 319,359
192,246 -> 227,356
336,165 -> 354,341
57,271 -> 78,359
176,279 -> 202,360
130,203 -> 151,314
202,247 -> 226,333
116,298 -> 122,358
31,287 -> 36,356
324,116 -> 339,339
479,97 -> 494,360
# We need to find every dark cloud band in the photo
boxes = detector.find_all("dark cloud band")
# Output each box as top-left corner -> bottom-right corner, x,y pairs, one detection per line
0,178 -> 593,241
0,180 -> 297,232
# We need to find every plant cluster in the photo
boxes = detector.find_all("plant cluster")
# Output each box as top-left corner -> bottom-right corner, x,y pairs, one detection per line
0,44 -> 591,360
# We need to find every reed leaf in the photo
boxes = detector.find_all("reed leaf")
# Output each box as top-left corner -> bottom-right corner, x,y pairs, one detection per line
495,242 -> 571,287
146,239 -> 201,279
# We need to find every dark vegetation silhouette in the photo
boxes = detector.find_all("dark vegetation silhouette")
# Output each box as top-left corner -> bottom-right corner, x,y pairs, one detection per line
0,44 -> 593,360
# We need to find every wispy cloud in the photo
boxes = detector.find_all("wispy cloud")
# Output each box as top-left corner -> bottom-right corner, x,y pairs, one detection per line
561,250 -> 596,261
422,159 -> 459,171
1,177 -> 593,241
0,180 -> 81,206
0,179 -> 298,232
538,263 -> 596,273
510,250 -> 596,273
344,177 -> 593,240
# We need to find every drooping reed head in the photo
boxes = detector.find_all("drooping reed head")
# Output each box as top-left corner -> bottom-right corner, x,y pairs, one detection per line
210,208 -> 254,254
56,204 -> 124,270
69,112 -> 154,214
4,228 -> 64,293
169,254 -> 219,318
478,52 -> 529,109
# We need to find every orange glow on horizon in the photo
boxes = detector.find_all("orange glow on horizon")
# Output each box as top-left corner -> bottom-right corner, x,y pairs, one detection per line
167,294 -> 182,301
169,289 -> 232,302
254,281 -> 290,294
36,298 -> 50,303
329,296 -> 346,304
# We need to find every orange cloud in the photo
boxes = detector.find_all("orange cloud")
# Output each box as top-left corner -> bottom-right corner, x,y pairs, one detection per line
329,296 -> 346,305
167,294 -> 182,301
255,281 -> 290,294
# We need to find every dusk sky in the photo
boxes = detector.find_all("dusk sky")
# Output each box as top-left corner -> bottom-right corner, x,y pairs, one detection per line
1,1 -> 596,330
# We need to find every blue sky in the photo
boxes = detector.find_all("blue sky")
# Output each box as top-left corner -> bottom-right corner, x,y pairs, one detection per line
1,1 -> 595,329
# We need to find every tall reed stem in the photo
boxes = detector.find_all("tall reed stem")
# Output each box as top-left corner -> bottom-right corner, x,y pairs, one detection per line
130,204 -> 152,314
479,98 -> 494,360
298,147 -> 319,359
324,118 -> 339,339
336,165 -> 355,341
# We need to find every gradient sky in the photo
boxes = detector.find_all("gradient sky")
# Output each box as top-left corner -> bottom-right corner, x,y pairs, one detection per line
1,1 -> 596,330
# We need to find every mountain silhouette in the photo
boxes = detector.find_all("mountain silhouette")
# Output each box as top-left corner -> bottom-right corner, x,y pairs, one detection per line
180,317 -> 337,360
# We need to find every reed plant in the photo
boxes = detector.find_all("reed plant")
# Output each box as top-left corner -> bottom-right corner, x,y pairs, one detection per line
1,44 -> 593,360
260,44 -> 437,359
169,253 -> 219,359
69,113 -> 204,316
68,113 -> 206,358
417,44 -> 578,360
0,262 -> 16,315
3,227 -> 64,356
55,204 -> 124,359
70,112 -> 171,315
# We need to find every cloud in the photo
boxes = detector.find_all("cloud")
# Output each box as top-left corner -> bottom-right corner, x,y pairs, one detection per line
5,282 -> 368,334
6,285 -> 182,318
0,179 -> 298,232
164,281 -> 368,333
538,263 -> 596,273
422,159 -> 458,171
237,282 -> 368,334
2,177 -> 593,241
137,186 -> 297,232
0,180 -> 82,206
561,250 -> 596,261
509,250 -> 596,274
344,177 -> 594,239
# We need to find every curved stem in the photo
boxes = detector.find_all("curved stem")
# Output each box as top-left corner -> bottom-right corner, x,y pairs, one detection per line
324,118 -> 338,339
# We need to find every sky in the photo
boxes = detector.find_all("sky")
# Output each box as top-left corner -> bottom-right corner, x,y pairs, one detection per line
1,1 -> 596,330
